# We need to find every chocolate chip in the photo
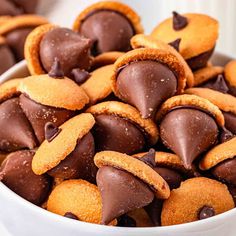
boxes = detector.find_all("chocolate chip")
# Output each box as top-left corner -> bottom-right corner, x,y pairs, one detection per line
44,122 -> 62,142
137,148 -> 156,168
168,38 -> 181,52
48,58 -> 64,78
172,11 -> 188,31
117,214 -> 136,227
64,212 -> 79,220
71,68 -> 91,85
220,127 -> 234,143
198,206 -> 215,220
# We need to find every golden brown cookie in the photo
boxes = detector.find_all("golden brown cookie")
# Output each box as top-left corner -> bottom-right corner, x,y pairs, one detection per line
47,179 -> 116,225
224,60 -> 236,88
94,151 -> 170,199
193,66 -> 224,86
73,1 -> 143,34
81,64 -> 114,104
0,78 -> 23,102
151,13 -> 219,60
185,88 -> 236,115
0,15 -> 48,35
112,48 -> 187,95
32,113 -> 95,175
91,51 -> 125,70
127,208 -> 154,227
86,101 -> 159,145
18,74 -> 89,110
156,94 -> 225,127
161,177 -> 234,226
131,34 -> 194,87
0,16 -> 11,26
199,137 -> 236,170
24,24 -> 57,75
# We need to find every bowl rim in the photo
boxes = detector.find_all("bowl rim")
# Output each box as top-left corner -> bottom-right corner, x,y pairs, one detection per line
0,51 -> 235,233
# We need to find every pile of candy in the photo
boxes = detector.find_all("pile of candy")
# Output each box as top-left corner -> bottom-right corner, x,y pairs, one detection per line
0,1 -> 236,227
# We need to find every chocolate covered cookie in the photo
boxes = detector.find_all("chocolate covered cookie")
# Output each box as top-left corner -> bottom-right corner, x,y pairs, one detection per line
87,101 -> 158,154
73,1 -> 143,56
151,12 -> 219,70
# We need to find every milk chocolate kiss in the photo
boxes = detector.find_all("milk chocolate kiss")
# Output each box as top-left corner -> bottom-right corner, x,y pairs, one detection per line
80,10 -> 134,56
0,150 -> 51,205
116,60 -> 177,119
93,114 -> 145,154
39,27 -> 92,76
212,157 -> 236,186
0,44 -> 15,75
19,94 -> 73,144
160,108 -> 219,169
5,27 -> 34,61
223,112 -> 236,134
0,98 -> 37,152
97,166 -> 154,225
48,132 -> 97,182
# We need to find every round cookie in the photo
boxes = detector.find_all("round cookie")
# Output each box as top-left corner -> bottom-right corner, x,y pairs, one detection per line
157,94 -> 224,169
111,48 -> 187,119
32,113 -> 96,182
130,34 -> 194,88
94,150 -> 170,224
73,1 -> 143,56
47,179 -> 116,225
86,101 -> 158,154
224,60 -> 236,96
161,177 -> 234,226
151,13 -> 219,70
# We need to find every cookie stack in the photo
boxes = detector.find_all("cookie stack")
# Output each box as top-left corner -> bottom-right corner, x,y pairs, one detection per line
0,1 -> 236,228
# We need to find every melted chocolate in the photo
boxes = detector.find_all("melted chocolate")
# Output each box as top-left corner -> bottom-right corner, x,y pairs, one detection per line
116,60 -> 177,119
97,166 -> 154,225
80,10 -> 134,55
93,114 -> 145,154
0,44 -> 15,75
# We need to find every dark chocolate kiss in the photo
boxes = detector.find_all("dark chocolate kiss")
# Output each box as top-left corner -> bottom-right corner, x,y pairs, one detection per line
0,98 -> 37,152
48,58 -> 64,78
64,212 -> 79,220
40,27 -> 92,76
117,214 -> 136,227
202,75 -> 229,94
19,94 -> 73,144
116,60 -> 177,119
223,112 -> 236,135
97,166 -> 154,225
220,127 -> 234,143
212,157 -> 236,186
44,122 -> 61,142
0,150 -> 51,205
168,38 -> 181,52
71,68 -> 90,85
137,148 -> 156,168
93,114 -> 145,155
198,206 -> 215,220
172,11 -> 188,31
47,132 -> 97,182
160,108 -> 219,169
80,10 -> 134,56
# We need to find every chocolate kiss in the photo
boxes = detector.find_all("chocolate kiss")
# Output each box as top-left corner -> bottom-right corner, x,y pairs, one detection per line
48,58 -> 64,78
160,108 -> 218,169
0,98 -> 37,152
172,11 -> 188,31
168,38 -> 181,52
19,94 -> 73,144
97,166 -> 154,225
137,148 -> 156,168
116,60 -> 177,119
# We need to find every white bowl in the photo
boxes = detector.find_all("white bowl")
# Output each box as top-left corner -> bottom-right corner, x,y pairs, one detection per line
0,53 -> 235,236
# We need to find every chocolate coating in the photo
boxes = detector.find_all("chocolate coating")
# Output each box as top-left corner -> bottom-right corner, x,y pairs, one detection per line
93,114 -> 145,154
212,157 -> 236,186
223,112 -> 236,134
117,60 -> 177,119
5,27 -> 34,61
198,206 -> 215,220
0,0 -> 22,16
80,10 -> 134,55
19,94 -> 73,144
0,98 -> 37,152
48,132 -> 97,182
186,47 -> 214,71
0,150 -> 51,205
0,44 -> 15,75
97,166 -> 154,225
40,28 -> 92,76
160,108 -> 219,169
